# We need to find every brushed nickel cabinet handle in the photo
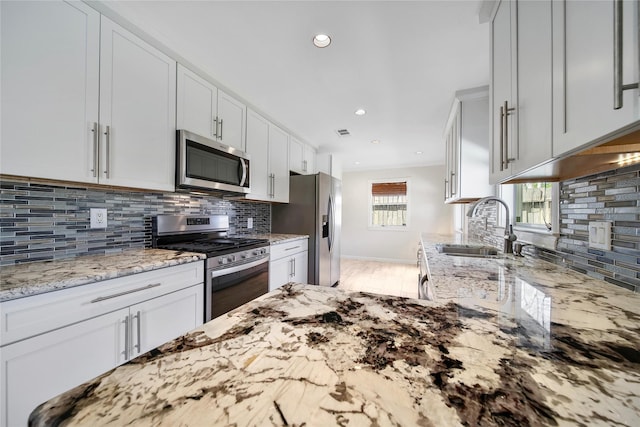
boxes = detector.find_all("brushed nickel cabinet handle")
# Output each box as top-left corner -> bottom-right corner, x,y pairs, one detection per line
89,283 -> 161,303
123,315 -> 130,359
219,119 -> 223,140
444,179 -> 448,201
499,105 -> 505,171
614,0 -> 639,110
134,310 -> 141,354
104,125 -> 111,178
91,122 -> 98,177
450,171 -> 456,196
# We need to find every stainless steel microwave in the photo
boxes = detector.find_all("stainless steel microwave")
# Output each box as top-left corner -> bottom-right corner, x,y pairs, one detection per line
176,130 -> 250,194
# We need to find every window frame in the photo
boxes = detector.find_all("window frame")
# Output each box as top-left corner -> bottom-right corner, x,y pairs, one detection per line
500,183 -> 560,235
367,178 -> 410,231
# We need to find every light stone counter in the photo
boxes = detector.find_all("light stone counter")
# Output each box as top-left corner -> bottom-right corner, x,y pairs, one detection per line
29,235 -> 640,427
0,249 -> 205,302
246,233 -> 309,245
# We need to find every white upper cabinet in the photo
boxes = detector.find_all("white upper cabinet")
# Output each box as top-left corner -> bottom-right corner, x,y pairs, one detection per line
176,64 -> 246,151
0,2 -> 176,192
444,86 -> 492,203
490,0 -> 553,184
245,109 -> 289,203
217,90 -> 247,152
289,137 -> 304,174
303,145 -> 316,174
552,0 -> 639,156
176,65 -> 217,140
290,137 -> 317,175
1,1 -> 101,183
269,124 -> 290,203
99,16 -> 176,192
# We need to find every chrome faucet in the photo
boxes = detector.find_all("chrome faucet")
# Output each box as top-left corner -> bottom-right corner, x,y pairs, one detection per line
467,196 -> 517,254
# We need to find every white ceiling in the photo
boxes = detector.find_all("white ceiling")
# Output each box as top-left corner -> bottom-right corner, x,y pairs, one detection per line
104,0 -> 490,172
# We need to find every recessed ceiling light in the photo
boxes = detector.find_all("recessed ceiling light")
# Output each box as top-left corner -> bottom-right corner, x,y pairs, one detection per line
354,161 -> 361,165
371,140 -> 380,144
313,34 -> 331,48
416,151 -> 423,155
355,109 -> 366,116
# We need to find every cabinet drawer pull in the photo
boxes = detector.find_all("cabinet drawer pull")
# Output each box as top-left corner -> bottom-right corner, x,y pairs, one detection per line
89,283 -> 161,303
284,245 -> 301,251
613,0 -> 639,110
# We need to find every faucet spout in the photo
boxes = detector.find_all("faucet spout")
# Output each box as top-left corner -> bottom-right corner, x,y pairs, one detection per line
467,196 -> 517,254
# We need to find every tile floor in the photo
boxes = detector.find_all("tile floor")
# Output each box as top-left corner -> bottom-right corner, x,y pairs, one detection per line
337,258 -> 419,299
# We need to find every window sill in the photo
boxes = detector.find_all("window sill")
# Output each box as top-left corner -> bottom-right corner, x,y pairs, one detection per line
367,226 -> 409,232
513,226 -> 558,251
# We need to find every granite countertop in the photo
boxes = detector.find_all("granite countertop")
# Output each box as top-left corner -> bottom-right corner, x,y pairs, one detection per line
0,249 -> 205,302
247,233 -> 309,245
29,235 -> 640,427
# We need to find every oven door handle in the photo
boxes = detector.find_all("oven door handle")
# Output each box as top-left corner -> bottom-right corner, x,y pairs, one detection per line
210,256 -> 269,278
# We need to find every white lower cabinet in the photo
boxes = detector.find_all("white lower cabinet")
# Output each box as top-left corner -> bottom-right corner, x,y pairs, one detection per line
0,262 -> 204,427
269,239 -> 309,291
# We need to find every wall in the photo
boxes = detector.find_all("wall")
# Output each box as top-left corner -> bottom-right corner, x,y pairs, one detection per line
0,179 -> 270,266
468,163 -> 640,292
342,165 -> 454,263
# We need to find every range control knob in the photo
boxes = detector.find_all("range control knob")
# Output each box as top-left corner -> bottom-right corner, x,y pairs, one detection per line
220,257 -> 229,265
229,255 -> 236,262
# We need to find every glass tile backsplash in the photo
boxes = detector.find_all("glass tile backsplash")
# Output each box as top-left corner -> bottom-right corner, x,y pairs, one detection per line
468,163 -> 640,292
0,179 -> 270,266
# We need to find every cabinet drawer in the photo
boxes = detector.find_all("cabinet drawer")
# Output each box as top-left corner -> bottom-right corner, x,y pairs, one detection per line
0,261 -> 204,346
270,238 -> 308,261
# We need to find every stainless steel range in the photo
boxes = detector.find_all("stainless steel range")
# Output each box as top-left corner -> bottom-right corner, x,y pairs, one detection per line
152,215 -> 269,322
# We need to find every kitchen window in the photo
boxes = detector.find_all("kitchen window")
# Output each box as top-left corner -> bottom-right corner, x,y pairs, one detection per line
369,179 -> 408,229
509,182 -> 559,236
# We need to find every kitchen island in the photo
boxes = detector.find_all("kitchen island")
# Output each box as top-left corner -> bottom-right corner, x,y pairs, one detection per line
29,238 -> 640,426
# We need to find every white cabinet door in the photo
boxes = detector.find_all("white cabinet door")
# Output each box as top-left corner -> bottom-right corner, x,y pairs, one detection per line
289,137 -> 304,174
99,16 -> 176,192
0,1 -> 100,183
513,0 -> 552,174
552,0 -> 639,156
1,308 -> 128,427
130,284 -> 204,359
291,251 -> 309,284
268,251 -> 309,291
490,0 -> 517,183
269,124 -> 290,203
176,64 -> 217,139
268,256 -> 291,291
245,109 -> 270,200
217,90 -> 247,151
303,145 -> 316,174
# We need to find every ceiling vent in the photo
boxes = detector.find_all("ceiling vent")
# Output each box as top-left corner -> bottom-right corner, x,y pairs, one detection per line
336,129 -> 350,137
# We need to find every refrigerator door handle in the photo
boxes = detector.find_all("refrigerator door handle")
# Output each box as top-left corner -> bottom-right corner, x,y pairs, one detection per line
328,194 -> 334,252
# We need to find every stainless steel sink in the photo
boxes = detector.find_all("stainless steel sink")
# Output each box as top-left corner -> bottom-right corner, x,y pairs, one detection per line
435,243 -> 499,257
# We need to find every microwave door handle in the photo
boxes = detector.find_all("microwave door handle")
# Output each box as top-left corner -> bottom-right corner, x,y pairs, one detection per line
239,158 -> 248,186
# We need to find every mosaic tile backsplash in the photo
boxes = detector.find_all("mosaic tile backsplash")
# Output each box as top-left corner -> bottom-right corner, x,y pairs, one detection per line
469,163 -> 640,292
0,179 -> 270,266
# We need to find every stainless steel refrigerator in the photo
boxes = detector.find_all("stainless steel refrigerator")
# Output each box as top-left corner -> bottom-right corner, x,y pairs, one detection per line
272,173 -> 341,286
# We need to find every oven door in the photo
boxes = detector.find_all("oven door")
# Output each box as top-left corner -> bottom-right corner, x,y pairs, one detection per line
177,129 -> 250,194
206,256 -> 269,321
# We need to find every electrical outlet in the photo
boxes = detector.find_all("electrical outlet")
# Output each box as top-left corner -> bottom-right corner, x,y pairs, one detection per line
90,208 -> 108,229
247,218 -> 253,229
588,221 -> 611,250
